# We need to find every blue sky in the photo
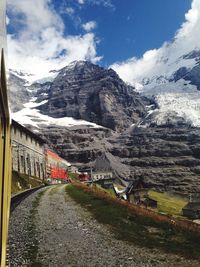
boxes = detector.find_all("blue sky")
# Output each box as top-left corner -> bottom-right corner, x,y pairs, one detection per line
58,0 -> 191,66
7,0 -> 199,83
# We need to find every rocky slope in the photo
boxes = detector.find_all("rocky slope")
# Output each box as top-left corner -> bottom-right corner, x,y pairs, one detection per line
8,72 -> 30,112
38,61 -> 147,131
8,70 -> 51,113
109,126 -> 200,192
36,122 -> 200,192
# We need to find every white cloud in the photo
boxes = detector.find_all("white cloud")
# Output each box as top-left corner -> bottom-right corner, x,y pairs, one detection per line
7,0 -> 101,83
77,0 -> 114,10
82,21 -> 97,32
6,16 -> 10,25
90,0 -> 114,9
111,0 -> 200,87
77,0 -> 85,4
66,7 -> 75,16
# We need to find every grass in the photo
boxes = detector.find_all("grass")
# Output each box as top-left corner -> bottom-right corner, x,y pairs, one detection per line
96,185 -> 116,196
68,172 -> 79,180
66,184 -> 200,260
12,171 -> 43,194
148,190 -> 188,216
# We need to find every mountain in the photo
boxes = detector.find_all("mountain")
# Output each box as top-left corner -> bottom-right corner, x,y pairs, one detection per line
8,70 -> 51,113
9,58 -> 200,192
38,61 -> 147,131
132,49 -> 200,127
8,72 -> 31,112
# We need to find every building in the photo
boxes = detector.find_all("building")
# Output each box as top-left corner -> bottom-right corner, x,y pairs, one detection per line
92,153 -> 113,181
92,171 -> 113,181
113,177 -> 157,207
126,178 -> 149,203
91,153 -> 115,188
46,149 -> 70,183
182,193 -> 200,219
78,173 -> 90,182
11,120 -> 46,180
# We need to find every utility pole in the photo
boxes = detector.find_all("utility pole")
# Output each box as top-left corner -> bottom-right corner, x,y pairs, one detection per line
90,162 -> 93,185
89,150 -> 93,186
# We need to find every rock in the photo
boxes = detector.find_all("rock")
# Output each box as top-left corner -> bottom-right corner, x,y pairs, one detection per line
38,61 -> 147,131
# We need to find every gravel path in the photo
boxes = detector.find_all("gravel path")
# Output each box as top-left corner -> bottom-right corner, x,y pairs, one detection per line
9,185 -> 200,266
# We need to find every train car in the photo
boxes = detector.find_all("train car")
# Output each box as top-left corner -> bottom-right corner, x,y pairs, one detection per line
46,149 -> 70,184
0,0 -> 12,266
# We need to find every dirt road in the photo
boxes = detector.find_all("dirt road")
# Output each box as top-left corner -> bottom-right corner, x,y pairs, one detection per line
9,185 -> 200,266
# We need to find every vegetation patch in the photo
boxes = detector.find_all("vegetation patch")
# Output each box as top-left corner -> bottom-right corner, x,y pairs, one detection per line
68,172 -> 79,180
12,171 -> 43,194
96,185 -> 115,196
66,184 -> 200,260
149,190 -> 188,216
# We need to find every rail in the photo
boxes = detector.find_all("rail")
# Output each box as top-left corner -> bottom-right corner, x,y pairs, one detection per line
11,185 -> 46,213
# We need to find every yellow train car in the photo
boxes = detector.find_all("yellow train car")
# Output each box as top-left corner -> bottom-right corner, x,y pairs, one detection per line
0,0 -> 12,266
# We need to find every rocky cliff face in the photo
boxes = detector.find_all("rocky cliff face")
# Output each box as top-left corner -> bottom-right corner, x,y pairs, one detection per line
8,72 -> 30,112
8,71 -> 51,113
109,126 -> 200,192
38,122 -> 200,192
38,61 -> 147,131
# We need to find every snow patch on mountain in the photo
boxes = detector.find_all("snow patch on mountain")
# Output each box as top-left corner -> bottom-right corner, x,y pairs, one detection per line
142,79 -> 200,127
112,51 -> 198,91
24,99 -> 48,108
9,68 -> 59,85
12,98 -> 104,129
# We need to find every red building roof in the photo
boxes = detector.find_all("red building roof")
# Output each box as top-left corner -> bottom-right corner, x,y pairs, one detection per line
47,149 -> 62,161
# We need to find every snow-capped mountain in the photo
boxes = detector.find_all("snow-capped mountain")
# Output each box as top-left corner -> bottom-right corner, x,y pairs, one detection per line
10,61 -> 147,131
141,50 -> 200,127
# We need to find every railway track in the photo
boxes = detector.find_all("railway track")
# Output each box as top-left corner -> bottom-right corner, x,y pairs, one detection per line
10,185 -> 46,212
6,185 -> 47,266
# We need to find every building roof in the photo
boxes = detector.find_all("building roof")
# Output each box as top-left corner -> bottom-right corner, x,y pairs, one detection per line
94,153 -> 112,172
12,119 -> 46,144
47,149 -> 71,167
127,178 -> 148,195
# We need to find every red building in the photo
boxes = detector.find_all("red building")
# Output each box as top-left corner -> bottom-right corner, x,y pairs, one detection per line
78,173 -> 90,182
46,149 -> 70,183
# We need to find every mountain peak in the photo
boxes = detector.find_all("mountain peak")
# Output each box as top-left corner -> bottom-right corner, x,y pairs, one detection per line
37,61 -> 147,131
64,60 -> 98,71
